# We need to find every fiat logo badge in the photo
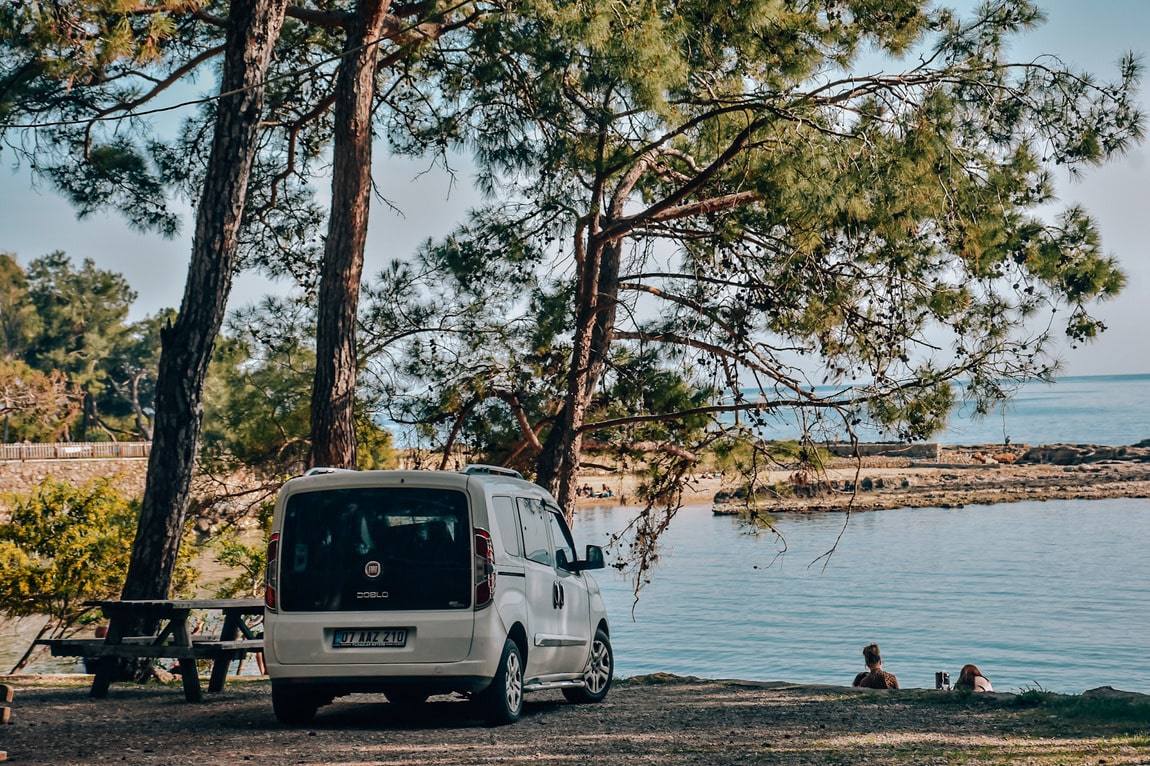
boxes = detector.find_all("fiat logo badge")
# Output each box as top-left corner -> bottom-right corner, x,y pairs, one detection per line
364,560 -> 382,578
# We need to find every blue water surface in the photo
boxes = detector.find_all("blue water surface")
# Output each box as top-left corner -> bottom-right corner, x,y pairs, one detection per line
574,497 -> 1150,694
938,374 -> 1150,445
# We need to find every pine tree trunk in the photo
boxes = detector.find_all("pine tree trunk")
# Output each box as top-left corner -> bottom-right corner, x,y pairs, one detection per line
78,384 -> 92,441
121,0 -> 287,601
309,0 -> 391,470
539,236 -> 623,517
129,372 -> 153,440
534,411 -> 566,492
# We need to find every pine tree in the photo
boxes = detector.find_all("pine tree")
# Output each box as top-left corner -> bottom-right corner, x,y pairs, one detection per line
121,0 -> 289,601
379,0 -> 1142,514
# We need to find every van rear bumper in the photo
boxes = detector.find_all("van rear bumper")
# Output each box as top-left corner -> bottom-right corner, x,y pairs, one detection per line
267,657 -> 497,687
269,666 -> 494,695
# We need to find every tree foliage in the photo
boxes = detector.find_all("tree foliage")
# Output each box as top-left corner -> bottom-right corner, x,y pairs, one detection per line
0,252 -> 41,356
211,500 -> 273,600
368,0 -> 1141,526
202,299 -> 395,475
0,1 -> 215,235
1,0 -> 1145,596
0,358 -> 77,441
0,251 -> 166,441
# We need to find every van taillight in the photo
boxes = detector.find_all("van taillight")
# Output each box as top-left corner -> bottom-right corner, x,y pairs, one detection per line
474,528 -> 496,608
264,532 -> 280,611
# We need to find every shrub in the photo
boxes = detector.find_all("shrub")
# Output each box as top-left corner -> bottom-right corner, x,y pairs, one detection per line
211,502 -> 273,600
0,478 -> 196,672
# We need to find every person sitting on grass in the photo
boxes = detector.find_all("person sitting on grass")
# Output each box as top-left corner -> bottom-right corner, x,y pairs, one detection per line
954,664 -> 993,692
852,643 -> 900,689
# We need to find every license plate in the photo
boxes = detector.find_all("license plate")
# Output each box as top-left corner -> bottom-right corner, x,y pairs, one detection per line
332,628 -> 408,648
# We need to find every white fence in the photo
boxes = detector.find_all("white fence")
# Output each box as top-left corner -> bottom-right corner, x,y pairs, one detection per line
0,442 -> 151,461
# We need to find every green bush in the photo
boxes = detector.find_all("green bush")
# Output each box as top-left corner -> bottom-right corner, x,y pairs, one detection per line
211,501 -> 273,600
0,478 -> 196,672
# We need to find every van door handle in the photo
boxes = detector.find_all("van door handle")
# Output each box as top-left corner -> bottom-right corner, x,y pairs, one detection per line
552,581 -> 564,609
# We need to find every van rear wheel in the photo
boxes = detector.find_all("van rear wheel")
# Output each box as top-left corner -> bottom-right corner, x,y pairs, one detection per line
272,682 -> 320,725
475,638 -> 524,725
563,629 -> 612,704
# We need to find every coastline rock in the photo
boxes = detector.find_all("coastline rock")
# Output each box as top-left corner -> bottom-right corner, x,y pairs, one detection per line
1020,444 -> 1139,465
1081,685 -> 1150,701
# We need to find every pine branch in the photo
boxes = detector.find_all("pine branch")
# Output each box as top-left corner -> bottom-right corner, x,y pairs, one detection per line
82,43 -> 227,155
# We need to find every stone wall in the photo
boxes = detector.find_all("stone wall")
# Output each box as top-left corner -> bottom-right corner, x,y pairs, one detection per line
0,458 -> 148,514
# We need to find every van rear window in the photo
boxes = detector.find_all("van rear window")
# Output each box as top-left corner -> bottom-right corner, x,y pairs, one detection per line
279,487 -> 471,611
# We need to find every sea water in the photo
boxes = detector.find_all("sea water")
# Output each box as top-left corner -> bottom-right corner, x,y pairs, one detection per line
743,373 -> 1150,446
575,497 -> 1150,694
938,374 -> 1150,445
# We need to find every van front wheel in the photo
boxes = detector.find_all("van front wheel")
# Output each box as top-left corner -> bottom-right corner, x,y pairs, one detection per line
563,629 -> 612,704
272,682 -> 320,725
475,638 -> 524,725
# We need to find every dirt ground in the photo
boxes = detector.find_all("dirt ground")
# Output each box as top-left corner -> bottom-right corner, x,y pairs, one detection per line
3,675 -> 1148,766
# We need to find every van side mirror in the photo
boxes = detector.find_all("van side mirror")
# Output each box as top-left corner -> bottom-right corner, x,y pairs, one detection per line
581,545 -> 605,571
557,545 -> 604,572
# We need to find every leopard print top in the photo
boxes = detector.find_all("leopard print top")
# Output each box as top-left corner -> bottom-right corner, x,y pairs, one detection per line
852,669 -> 900,689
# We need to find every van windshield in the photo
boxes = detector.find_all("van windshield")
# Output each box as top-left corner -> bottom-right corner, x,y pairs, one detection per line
279,487 -> 472,611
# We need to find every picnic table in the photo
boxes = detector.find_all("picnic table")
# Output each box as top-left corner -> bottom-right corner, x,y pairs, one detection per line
38,598 -> 264,702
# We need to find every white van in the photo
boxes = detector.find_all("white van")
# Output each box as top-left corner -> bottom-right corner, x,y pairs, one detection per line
263,465 -> 613,725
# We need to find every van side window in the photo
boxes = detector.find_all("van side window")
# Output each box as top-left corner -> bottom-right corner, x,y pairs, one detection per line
490,496 -> 522,558
546,511 -> 576,568
515,498 -> 552,567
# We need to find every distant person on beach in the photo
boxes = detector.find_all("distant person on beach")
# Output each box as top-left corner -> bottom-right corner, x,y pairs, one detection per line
954,664 -> 993,692
852,643 -> 900,689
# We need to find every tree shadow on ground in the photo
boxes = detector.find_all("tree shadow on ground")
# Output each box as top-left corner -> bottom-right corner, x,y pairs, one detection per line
6,679 -> 1150,765
242,695 -> 568,732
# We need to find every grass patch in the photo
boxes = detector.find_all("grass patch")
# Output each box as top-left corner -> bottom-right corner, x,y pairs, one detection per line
1044,696 -> 1150,725
1012,688 -> 1047,708
1008,689 -> 1150,735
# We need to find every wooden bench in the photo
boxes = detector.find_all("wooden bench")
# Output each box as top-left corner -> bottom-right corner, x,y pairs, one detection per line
40,638 -> 263,660
38,598 -> 264,702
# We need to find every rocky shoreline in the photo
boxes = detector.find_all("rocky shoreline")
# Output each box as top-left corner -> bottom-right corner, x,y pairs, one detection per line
701,442 -> 1150,514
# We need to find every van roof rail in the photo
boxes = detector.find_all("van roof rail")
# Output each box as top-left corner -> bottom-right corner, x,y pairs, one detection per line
462,464 -> 524,479
303,466 -> 355,476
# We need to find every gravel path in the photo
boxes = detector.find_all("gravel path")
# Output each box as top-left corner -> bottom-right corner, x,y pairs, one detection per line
3,676 -> 1148,765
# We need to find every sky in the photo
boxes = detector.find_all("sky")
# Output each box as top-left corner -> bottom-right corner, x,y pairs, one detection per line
1,0 -> 1147,376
